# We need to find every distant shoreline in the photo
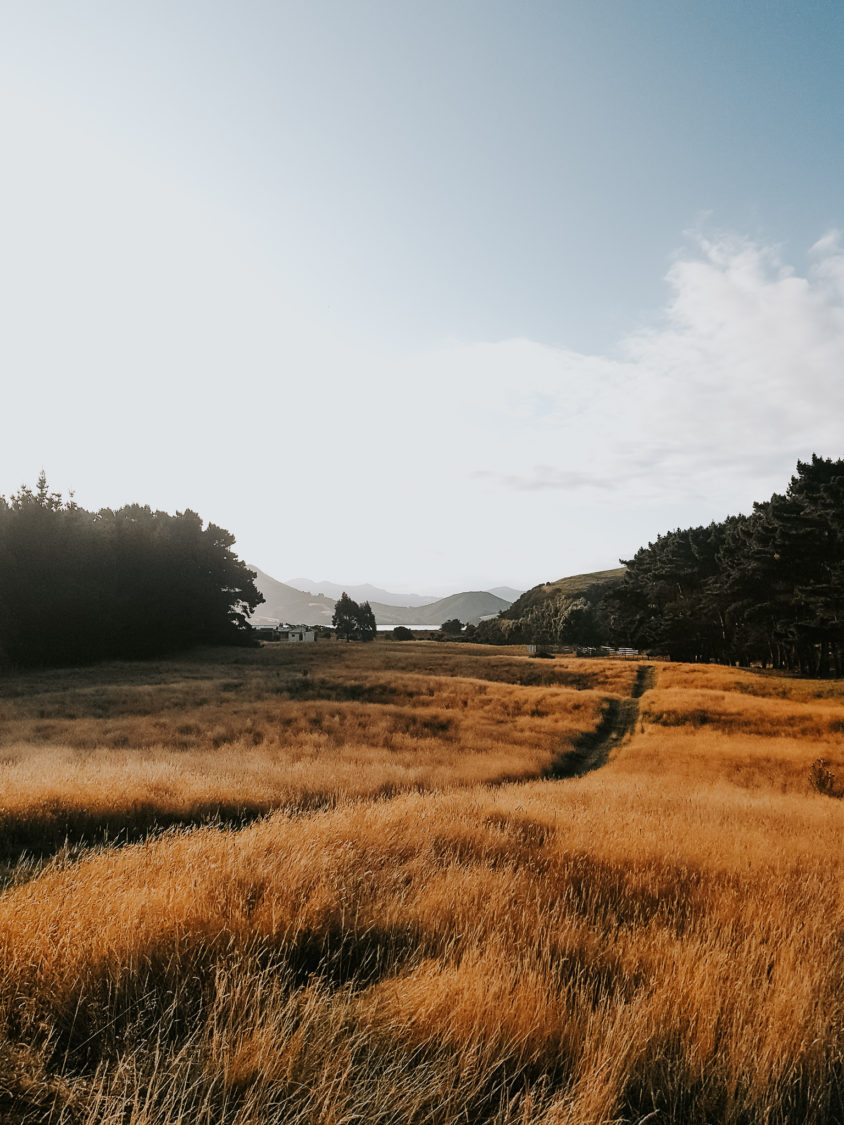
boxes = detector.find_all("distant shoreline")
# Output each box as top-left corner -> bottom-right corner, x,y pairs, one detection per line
375,624 -> 433,631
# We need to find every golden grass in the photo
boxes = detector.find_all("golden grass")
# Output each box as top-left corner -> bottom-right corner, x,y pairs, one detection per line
633,665 -> 844,794
0,646 -> 842,1123
656,661 -> 844,702
0,645 -> 617,856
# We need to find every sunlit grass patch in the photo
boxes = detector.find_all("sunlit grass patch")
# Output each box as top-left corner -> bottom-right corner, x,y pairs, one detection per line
0,771 -> 841,1122
613,724 -> 844,793
0,646 -> 842,1122
641,685 -> 844,738
0,645 -> 611,856
657,660 -> 844,701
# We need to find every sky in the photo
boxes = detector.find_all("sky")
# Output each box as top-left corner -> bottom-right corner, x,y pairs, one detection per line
2,1 -> 844,595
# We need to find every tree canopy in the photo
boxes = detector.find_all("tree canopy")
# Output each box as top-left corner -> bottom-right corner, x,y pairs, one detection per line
331,592 -> 377,641
440,618 -> 464,635
476,578 -> 615,648
607,455 -> 844,674
475,455 -> 844,675
0,474 -> 263,667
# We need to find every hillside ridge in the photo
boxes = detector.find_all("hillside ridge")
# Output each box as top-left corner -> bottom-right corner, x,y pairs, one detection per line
250,567 -> 513,627
503,567 -> 626,618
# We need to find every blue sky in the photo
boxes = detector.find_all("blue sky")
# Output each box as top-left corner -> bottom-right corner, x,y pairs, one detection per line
2,2 -> 844,592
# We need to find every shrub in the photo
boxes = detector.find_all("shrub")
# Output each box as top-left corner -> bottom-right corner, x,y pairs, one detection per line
808,757 -> 838,796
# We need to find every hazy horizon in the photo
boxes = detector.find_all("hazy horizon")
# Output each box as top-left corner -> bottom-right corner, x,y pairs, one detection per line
267,569 -> 526,602
3,2 -> 843,591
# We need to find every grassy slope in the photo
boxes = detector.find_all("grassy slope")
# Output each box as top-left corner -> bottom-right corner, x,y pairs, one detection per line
504,567 -> 626,618
369,589 -> 513,626
0,644 -> 842,1124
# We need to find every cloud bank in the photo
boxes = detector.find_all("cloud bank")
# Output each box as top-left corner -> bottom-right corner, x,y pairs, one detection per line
431,230 -> 844,511
3,223 -> 843,589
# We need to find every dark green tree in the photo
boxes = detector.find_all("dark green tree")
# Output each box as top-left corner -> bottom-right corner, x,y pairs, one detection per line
0,478 -> 263,667
721,456 -> 844,673
441,618 -> 464,635
332,594 -> 377,641
610,522 -> 730,661
356,600 -> 377,642
607,455 -> 844,673
332,592 -> 359,641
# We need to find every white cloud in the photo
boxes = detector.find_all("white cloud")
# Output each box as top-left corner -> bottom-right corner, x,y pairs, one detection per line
3,211 -> 842,590
444,230 -> 844,511
320,229 -> 844,586
244,230 -> 844,586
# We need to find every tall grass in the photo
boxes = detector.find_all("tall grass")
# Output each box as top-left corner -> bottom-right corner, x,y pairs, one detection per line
0,646 -> 841,1122
0,644 -> 621,858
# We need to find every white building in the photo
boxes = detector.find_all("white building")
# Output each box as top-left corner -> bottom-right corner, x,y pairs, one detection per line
278,624 -> 316,643
254,624 -> 316,642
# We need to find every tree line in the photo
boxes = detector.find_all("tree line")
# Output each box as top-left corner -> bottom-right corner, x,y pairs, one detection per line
609,455 -> 844,674
480,456 -> 844,675
0,474 -> 263,667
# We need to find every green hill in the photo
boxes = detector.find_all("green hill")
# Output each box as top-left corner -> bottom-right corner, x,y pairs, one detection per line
503,568 -> 626,619
370,590 -> 511,627
473,567 -> 626,646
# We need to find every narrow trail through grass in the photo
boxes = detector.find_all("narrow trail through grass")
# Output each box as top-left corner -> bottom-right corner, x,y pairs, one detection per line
552,663 -> 654,778
0,645 -> 622,880
0,652 -> 643,884
1,651 -> 843,1124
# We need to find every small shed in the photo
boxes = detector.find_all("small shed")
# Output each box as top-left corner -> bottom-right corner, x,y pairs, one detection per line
278,625 -> 316,643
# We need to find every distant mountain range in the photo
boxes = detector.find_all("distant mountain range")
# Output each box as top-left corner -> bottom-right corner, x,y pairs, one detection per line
249,568 -> 516,627
368,590 -> 512,627
249,570 -> 336,626
284,578 -> 438,608
284,578 -> 525,608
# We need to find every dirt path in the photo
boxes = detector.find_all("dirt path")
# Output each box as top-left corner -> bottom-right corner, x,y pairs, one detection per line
551,663 -> 654,779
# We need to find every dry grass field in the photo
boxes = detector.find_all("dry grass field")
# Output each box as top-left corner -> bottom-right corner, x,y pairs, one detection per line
0,641 -> 841,1123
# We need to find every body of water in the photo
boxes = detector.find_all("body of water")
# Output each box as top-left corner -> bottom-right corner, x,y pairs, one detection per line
376,624 -> 435,631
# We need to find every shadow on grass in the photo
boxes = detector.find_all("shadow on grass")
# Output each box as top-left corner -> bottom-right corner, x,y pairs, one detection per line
0,797 -> 340,891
